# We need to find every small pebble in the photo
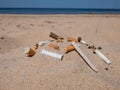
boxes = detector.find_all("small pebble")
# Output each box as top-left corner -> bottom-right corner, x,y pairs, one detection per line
0,37 -> 4,39
105,68 -> 108,71
78,37 -> 82,42
93,51 -> 96,54
98,47 -> 102,50
88,46 -> 91,49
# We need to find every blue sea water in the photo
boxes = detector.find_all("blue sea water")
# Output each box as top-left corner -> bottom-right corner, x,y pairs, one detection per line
0,8 -> 120,14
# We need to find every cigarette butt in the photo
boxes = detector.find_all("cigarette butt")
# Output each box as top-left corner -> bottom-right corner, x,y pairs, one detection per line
67,37 -> 81,42
49,32 -> 64,40
68,37 -> 82,42
67,37 -> 78,42
95,49 -> 111,64
48,43 -> 60,50
65,45 -> 75,53
24,47 -> 36,57
40,49 -> 63,60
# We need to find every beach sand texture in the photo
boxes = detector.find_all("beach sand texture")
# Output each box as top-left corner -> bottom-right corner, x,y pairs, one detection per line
0,14 -> 120,90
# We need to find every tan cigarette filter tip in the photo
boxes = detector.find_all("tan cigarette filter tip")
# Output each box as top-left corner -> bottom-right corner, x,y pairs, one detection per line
67,37 -> 78,42
24,47 -> 36,57
48,43 -> 60,50
65,45 -> 75,53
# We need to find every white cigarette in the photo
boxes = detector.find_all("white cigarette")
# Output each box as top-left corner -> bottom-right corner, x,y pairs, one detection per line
95,49 -> 111,64
40,49 -> 63,60
72,42 -> 98,72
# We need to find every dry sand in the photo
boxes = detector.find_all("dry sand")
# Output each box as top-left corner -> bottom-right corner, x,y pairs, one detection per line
0,14 -> 120,90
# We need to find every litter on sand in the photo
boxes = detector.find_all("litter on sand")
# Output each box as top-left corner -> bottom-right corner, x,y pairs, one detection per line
38,40 -> 54,46
24,32 -> 111,72
48,43 -> 60,50
24,44 -> 38,57
49,32 -> 64,40
72,42 -> 98,72
94,49 -> 111,64
24,47 -> 36,57
40,49 -> 63,60
77,38 -> 111,64
64,45 -> 75,53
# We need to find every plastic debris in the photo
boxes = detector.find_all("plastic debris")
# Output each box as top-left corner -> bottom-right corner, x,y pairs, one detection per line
72,42 -> 98,72
80,40 -> 88,45
78,38 -> 111,65
40,49 -> 63,60
24,32 -> 111,72
94,49 -> 111,64
38,41 -> 49,46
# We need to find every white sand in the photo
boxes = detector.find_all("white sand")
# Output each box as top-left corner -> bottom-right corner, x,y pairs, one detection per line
0,14 -> 120,90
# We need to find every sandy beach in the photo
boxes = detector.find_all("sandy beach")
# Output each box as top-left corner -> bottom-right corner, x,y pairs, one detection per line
0,14 -> 120,90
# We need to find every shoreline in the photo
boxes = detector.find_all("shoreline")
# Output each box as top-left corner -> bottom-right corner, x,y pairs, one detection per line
0,14 -> 120,17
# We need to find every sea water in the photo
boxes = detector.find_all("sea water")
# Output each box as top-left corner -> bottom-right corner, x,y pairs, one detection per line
0,8 -> 120,14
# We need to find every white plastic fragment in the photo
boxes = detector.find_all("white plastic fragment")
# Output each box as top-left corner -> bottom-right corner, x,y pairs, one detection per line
72,42 -> 98,72
38,40 -> 54,46
80,40 -> 89,46
38,41 -> 49,46
40,49 -> 63,60
80,40 -> 86,44
95,49 -> 111,64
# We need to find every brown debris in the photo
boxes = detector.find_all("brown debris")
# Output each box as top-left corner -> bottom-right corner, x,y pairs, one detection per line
0,37 -> 4,40
48,43 -> 60,50
24,43 -> 38,57
24,47 -> 36,57
49,32 -> 64,40
65,45 -> 75,53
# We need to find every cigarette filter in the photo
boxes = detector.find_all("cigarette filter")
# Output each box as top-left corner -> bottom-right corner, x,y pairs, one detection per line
67,37 -> 78,42
24,47 -> 36,57
40,49 -> 63,60
95,49 -> 111,64
48,43 -> 60,50
49,32 -> 64,40
65,45 -> 75,53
